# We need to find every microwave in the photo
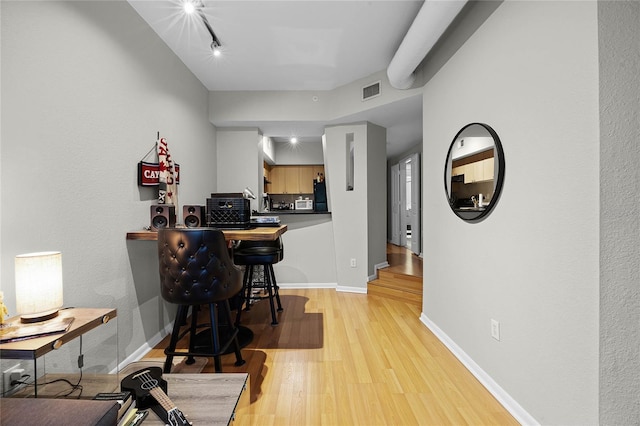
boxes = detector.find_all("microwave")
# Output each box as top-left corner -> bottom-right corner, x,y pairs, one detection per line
294,199 -> 313,210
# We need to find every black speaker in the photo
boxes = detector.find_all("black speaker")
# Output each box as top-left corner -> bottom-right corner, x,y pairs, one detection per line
183,205 -> 205,228
150,205 -> 176,231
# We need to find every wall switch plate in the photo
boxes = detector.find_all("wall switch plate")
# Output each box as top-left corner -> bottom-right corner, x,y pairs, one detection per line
350,258 -> 357,268
491,319 -> 500,341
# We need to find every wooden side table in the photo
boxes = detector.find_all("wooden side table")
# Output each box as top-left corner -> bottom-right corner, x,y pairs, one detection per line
0,308 -> 117,397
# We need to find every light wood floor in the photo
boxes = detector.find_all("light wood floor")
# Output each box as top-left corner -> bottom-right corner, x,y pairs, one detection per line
368,244 -> 423,306
144,290 -> 517,425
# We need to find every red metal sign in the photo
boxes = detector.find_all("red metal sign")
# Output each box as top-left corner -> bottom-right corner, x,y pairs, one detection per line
138,162 -> 180,186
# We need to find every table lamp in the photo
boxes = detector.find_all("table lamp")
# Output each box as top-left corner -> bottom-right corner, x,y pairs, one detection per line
15,251 -> 63,323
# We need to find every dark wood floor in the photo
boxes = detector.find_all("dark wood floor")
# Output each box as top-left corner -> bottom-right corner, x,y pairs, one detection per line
384,242 -> 423,277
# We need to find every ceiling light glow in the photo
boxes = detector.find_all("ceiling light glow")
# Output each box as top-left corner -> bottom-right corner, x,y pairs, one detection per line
211,40 -> 222,57
291,137 -> 298,144
183,1 -> 196,14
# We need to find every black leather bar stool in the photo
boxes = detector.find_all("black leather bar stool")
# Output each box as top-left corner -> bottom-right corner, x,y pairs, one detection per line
233,237 -> 284,326
157,227 -> 246,373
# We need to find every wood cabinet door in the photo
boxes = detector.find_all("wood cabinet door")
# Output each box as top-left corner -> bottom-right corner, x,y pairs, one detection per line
269,166 -> 286,193
284,166 -> 300,193
483,157 -> 495,181
463,163 -> 476,183
299,166 -> 315,193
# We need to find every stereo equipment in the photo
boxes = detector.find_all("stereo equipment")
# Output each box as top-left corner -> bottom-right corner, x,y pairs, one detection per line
206,193 -> 251,229
150,204 -> 176,231
183,205 -> 205,228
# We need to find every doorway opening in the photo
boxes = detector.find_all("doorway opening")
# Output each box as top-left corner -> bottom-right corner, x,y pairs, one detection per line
391,153 -> 421,256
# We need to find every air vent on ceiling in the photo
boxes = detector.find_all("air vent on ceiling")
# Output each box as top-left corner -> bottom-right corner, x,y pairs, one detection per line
362,81 -> 381,101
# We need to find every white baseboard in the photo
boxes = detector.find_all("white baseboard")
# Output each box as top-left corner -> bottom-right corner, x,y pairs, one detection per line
268,282 -> 367,294
270,282 -> 366,294
336,285 -> 367,294
278,282 -> 337,290
419,313 -> 539,426
369,261 -> 390,281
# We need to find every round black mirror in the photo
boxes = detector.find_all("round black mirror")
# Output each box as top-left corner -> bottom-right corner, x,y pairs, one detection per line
444,123 -> 505,222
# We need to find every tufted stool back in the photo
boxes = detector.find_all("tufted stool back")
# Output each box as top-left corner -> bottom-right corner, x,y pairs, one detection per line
158,228 -> 242,306
156,227 -> 246,373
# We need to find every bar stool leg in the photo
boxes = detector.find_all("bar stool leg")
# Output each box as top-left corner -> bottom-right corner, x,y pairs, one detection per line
185,305 -> 199,365
264,264 -> 278,326
164,305 -> 188,373
244,265 -> 255,311
267,264 -> 283,312
235,266 -> 251,326
221,300 -> 246,367
207,303 -> 223,373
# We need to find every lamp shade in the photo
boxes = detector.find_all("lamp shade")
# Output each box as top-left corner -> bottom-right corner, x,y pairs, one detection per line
15,251 -> 63,323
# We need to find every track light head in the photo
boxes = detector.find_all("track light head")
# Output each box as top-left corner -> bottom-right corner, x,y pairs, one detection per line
211,39 -> 221,57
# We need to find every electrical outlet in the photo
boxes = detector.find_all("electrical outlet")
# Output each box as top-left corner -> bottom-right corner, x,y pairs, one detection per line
3,364 -> 25,393
491,319 -> 500,341
350,258 -> 357,268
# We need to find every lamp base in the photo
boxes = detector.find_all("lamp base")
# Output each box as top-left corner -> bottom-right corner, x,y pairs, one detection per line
20,309 -> 59,324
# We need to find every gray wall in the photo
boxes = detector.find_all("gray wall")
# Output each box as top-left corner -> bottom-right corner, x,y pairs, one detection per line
598,1 -> 640,424
273,141 -> 324,165
216,128 -> 262,212
366,124 -> 388,276
324,123 -> 371,291
1,1 -> 217,367
421,1 -> 599,424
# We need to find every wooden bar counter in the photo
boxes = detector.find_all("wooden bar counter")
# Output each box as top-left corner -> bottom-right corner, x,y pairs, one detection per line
126,225 -> 287,242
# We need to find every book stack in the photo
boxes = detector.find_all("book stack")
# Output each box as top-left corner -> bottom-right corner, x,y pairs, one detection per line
250,215 -> 280,226
93,391 -> 148,426
0,316 -> 74,343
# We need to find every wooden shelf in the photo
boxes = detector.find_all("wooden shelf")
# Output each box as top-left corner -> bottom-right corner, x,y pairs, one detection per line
127,225 -> 287,242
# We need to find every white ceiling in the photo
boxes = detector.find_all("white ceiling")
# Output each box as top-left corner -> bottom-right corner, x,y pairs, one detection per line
128,0 -> 426,159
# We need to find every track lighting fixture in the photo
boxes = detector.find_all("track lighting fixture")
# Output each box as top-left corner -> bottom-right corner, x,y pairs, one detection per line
182,0 -> 222,57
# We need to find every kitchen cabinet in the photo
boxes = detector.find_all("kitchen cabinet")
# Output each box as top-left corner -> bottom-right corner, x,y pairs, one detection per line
269,166 -> 287,193
483,157 -> 495,180
284,167 -> 300,193
299,166 -> 315,193
267,165 -> 324,194
452,152 -> 494,184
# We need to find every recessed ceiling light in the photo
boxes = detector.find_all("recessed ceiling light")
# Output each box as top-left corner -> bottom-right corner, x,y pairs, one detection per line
183,1 -> 196,15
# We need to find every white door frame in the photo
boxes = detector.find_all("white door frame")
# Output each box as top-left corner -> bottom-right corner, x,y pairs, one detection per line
399,160 -> 408,248
391,153 -> 421,255
390,163 -> 401,246
408,153 -> 421,256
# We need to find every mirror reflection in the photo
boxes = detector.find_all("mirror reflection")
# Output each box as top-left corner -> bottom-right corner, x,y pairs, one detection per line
444,123 -> 504,221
